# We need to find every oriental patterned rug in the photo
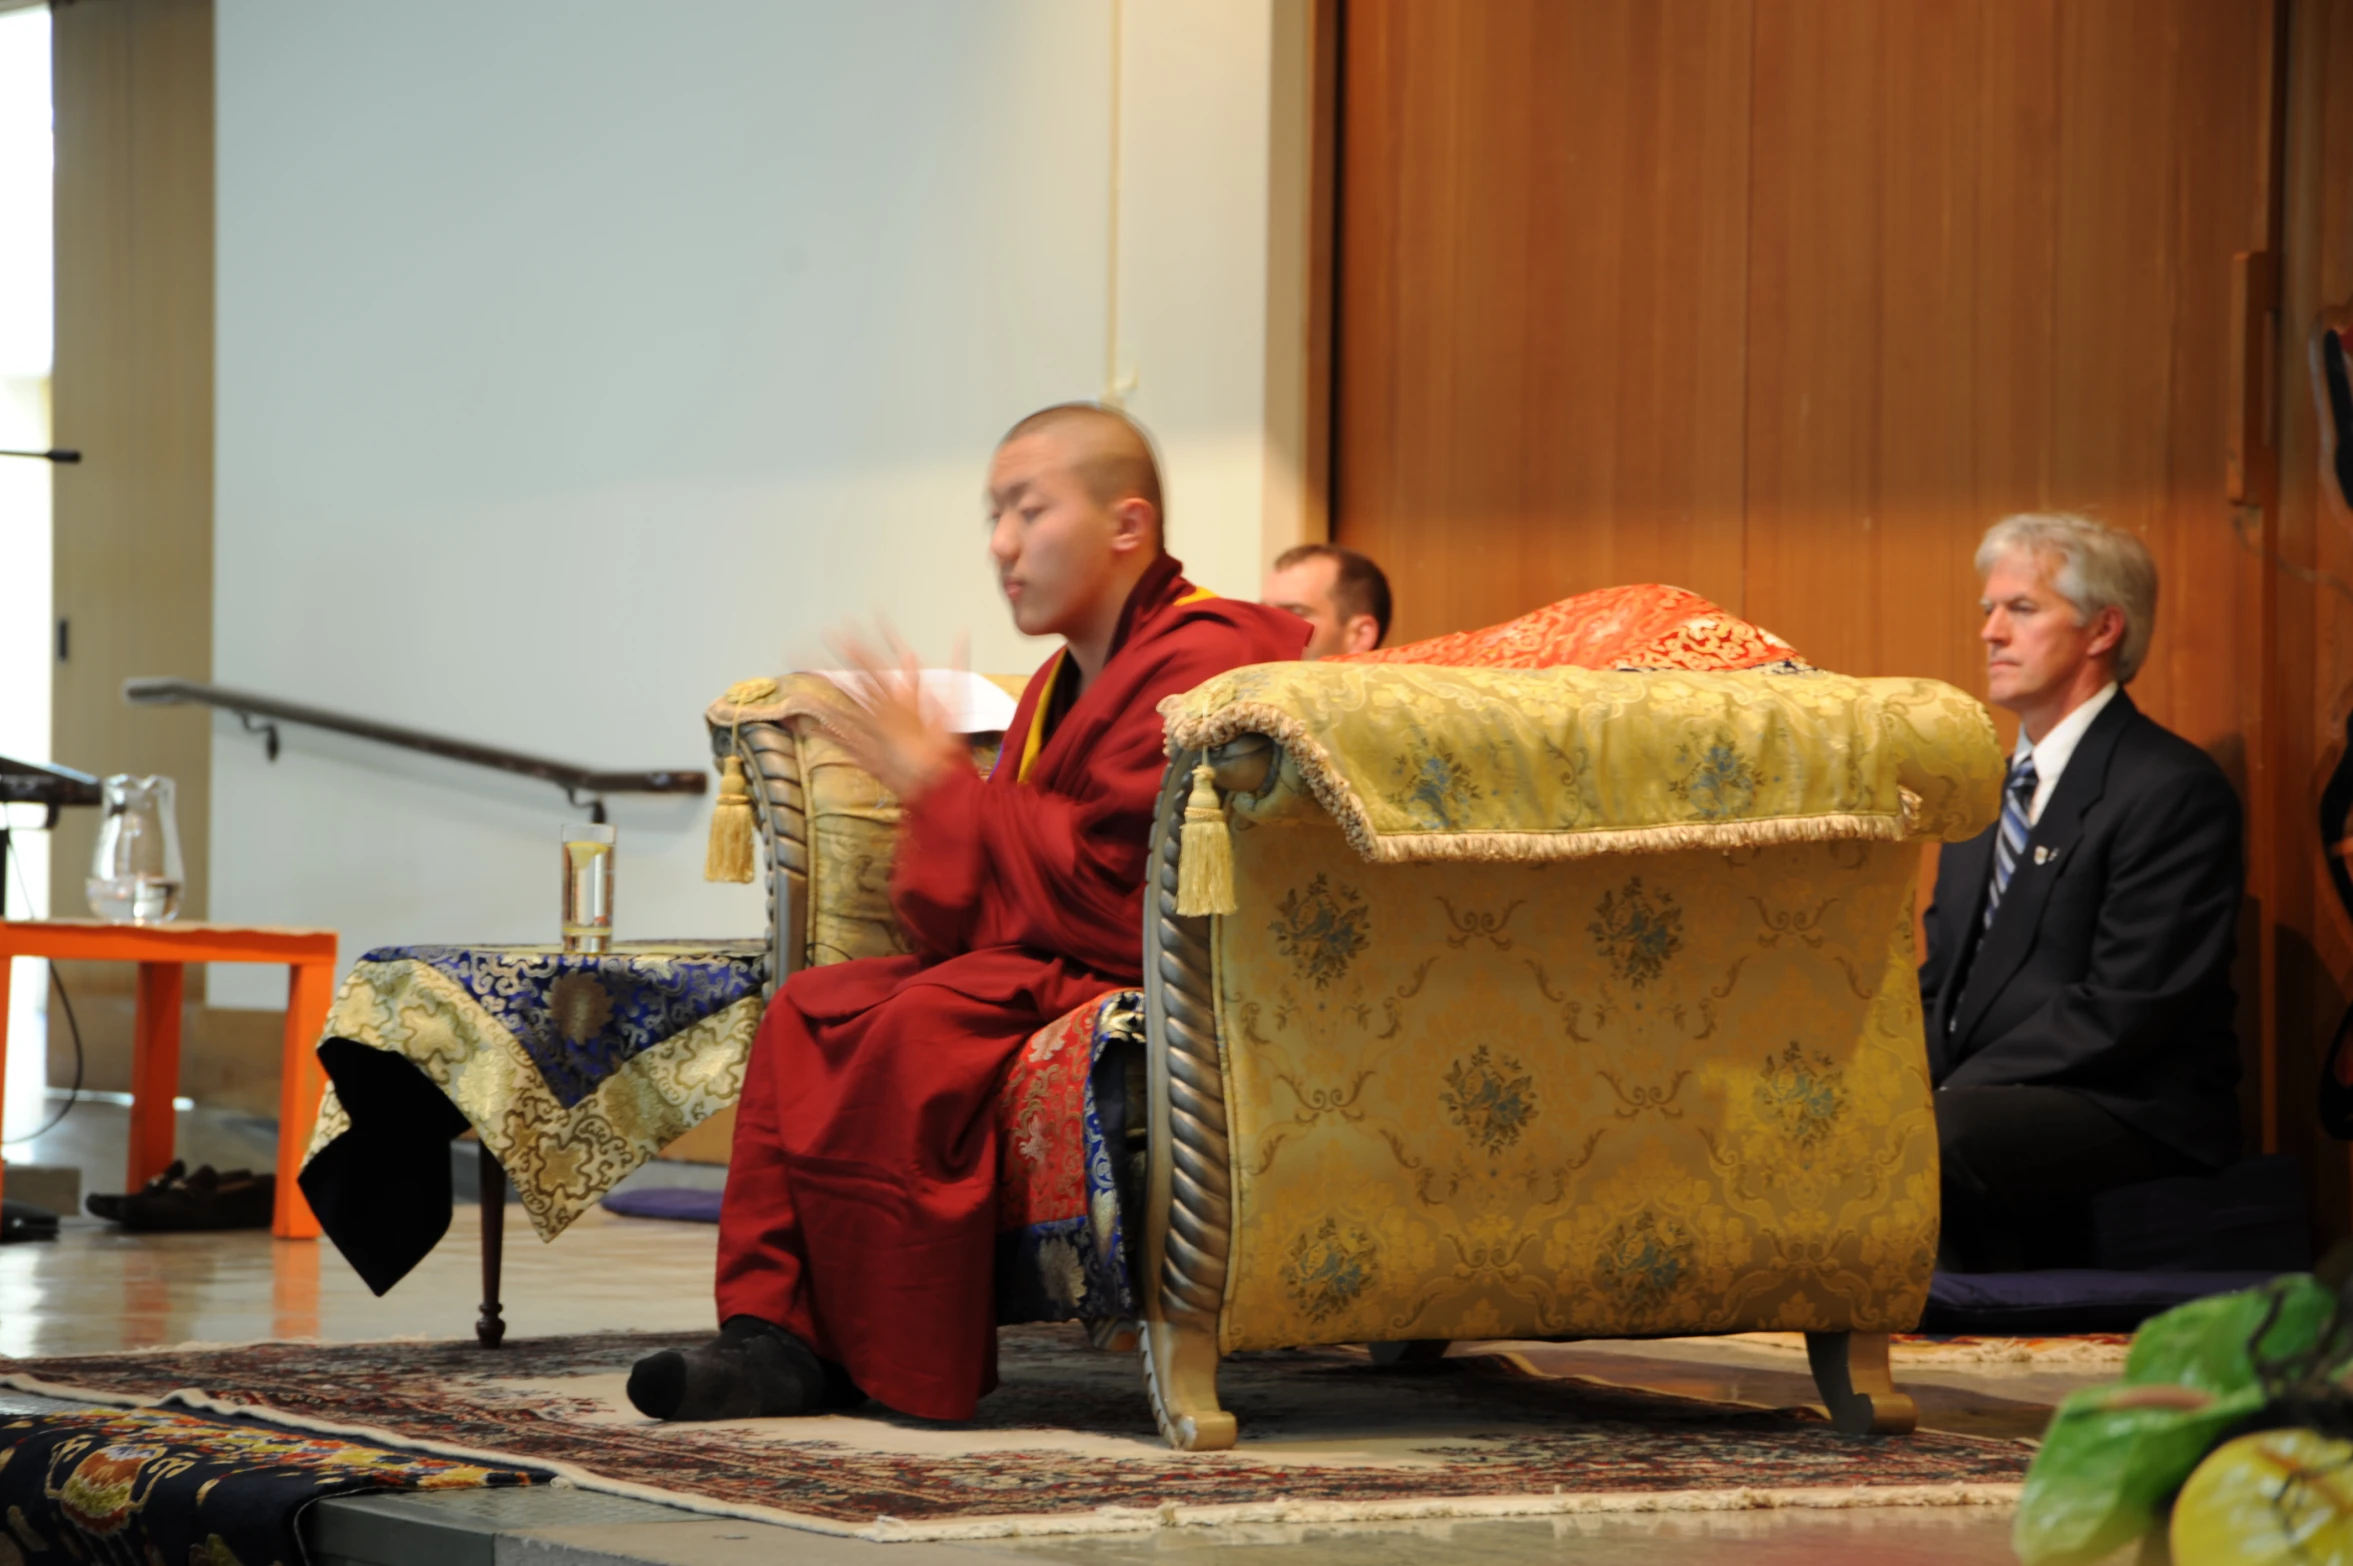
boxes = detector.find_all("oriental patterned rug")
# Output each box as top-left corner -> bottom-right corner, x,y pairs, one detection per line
2,1326 -> 2031,1543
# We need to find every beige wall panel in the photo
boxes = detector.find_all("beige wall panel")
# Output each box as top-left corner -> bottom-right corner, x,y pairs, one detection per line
50,0 -> 214,931
48,0 -> 218,1090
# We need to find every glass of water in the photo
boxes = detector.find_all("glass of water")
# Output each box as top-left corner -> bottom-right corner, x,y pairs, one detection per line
560,823 -> 616,953
87,775 -> 186,923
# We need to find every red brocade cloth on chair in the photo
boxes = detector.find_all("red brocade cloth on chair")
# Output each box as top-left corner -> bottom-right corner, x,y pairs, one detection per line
715,556 -> 1307,1421
1331,583 -> 1809,672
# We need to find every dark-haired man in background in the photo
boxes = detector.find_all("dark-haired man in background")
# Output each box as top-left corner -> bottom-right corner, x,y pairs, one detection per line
1263,542 -> 1391,659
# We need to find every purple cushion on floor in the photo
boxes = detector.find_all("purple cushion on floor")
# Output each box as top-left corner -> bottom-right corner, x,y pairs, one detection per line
1921,1269 -> 2282,1334
2090,1155 -> 2309,1272
601,1187 -> 722,1224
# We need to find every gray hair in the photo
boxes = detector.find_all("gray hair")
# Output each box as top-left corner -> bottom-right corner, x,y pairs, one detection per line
1974,512 -> 2158,682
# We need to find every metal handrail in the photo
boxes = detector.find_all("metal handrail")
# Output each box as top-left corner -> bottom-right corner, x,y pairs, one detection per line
123,678 -> 707,821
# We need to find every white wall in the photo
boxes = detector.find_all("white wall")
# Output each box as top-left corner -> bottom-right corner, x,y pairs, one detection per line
0,3 -> 52,1137
211,0 -> 1292,1003
1115,3 -> 1274,577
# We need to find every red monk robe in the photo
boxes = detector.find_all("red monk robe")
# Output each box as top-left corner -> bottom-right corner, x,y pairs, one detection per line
715,553 -> 1306,1419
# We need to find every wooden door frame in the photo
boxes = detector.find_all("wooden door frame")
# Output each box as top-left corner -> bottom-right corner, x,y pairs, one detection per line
1271,0 -> 1341,550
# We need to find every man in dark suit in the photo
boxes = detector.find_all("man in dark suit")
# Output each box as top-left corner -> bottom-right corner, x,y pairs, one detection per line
1920,513 -> 2243,1272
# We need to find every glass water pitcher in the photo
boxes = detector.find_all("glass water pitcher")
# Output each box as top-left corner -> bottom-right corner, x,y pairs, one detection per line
87,774 -> 186,923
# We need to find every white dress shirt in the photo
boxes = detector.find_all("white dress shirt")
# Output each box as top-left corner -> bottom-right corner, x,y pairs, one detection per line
2012,682 -> 2120,826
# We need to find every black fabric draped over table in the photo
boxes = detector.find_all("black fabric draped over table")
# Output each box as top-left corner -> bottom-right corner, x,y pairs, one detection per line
295,942 -> 765,1298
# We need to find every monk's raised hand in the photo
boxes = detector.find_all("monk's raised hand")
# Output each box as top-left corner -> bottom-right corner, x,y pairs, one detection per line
825,624 -> 968,801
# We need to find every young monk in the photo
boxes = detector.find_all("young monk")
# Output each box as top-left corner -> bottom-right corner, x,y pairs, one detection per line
629,404 -> 1307,1422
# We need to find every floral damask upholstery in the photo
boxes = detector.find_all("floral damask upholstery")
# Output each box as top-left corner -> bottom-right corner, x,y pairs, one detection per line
1210,827 -> 1939,1348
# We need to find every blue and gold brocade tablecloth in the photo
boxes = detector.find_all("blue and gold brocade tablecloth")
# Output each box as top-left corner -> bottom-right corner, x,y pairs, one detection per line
298,942 -> 763,1294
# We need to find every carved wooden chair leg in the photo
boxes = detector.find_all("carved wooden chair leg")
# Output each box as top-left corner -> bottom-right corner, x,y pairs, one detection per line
1805,1330 -> 1914,1434
476,1151 -> 507,1348
1143,1317 -> 1235,1451
1368,1340 -> 1451,1366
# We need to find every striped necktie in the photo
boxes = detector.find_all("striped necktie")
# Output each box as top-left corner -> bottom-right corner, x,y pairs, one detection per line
1983,753 -> 2039,929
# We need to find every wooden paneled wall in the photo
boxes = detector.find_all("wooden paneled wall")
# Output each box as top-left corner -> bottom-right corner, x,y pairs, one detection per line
1336,0 -> 2273,716
1739,0 -> 2271,744
1335,0 -> 1751,617
2278,0 -> 2353,1240
1332,0 -> 2348,1223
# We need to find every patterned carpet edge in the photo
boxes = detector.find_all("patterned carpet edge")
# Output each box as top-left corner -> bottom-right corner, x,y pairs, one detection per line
0,1371 -> 2020,1543
1713,1332 -> 2132,1368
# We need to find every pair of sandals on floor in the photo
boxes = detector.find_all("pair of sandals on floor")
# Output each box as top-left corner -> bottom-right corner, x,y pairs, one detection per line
86,1160 -> 275,1232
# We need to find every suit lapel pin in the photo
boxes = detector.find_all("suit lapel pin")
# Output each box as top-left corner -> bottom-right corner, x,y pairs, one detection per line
2033,845 -> 2053,865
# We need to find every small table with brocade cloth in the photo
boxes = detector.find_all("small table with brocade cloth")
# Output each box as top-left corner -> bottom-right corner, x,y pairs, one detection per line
297,941 -> 764,1345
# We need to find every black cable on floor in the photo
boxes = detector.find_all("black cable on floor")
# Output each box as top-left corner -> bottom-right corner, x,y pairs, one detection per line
1,831 -> 85,1147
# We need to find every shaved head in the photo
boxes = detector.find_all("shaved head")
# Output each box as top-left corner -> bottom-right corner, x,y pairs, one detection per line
999,402 -> 1164,542
987,403 -> 1165,658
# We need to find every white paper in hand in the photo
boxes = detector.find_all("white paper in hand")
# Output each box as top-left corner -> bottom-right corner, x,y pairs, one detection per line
816,669 -> 1020,736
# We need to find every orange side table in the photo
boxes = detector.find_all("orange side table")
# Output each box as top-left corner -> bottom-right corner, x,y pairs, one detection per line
0,919 -> 338,1239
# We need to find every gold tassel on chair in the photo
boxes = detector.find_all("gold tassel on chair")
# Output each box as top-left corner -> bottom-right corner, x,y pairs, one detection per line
705,676 -> 778,884
1175,763 -> 1237,917
704,755 -> 758,883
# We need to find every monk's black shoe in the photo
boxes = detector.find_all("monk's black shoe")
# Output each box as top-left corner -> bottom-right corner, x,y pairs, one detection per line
821,1358 -> 867,1411
627,1316 -> 830,1421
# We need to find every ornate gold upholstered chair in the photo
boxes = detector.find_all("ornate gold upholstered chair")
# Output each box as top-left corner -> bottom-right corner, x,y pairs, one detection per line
707,660 -> 2001,1451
